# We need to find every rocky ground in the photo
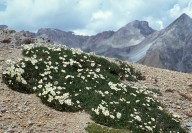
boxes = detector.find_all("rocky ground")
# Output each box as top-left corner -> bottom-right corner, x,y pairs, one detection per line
0,47 -> 192,133
128,62 -> 192,132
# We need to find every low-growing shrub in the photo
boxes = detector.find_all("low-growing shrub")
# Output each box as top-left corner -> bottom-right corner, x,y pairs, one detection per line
2,43 -> 187,133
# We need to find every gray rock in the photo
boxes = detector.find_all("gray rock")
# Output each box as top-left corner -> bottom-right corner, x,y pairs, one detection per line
184,122 -> 192,132
1,108 -> 8,113
6,127 -> 14,133
136,13 -> 192,73
186,122 -> 192,127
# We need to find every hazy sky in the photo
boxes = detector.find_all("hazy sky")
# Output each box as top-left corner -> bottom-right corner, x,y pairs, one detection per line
0,0 -> 192,35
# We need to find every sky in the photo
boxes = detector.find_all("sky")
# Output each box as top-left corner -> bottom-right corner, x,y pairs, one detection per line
0,0 -> 192,35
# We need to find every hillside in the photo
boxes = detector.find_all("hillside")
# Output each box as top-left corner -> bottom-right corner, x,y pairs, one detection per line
0,45 -> 191,132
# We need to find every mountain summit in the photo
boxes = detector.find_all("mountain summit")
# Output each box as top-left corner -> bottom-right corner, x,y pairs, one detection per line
137,13 -> 192,72
111,20 -> 155,48
168,13 -> 192,28
124,20 -> 155,37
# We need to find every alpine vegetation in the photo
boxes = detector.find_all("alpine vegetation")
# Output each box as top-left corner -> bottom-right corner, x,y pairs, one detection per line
2,43 -> 186,133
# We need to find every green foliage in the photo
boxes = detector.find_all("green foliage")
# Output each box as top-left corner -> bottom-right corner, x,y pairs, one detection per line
86,123 -> 132,133
118,61 -> 145,81
2,43 -> 187,133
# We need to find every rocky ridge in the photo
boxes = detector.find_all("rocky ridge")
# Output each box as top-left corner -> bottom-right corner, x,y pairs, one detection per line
137,13 -> 192,73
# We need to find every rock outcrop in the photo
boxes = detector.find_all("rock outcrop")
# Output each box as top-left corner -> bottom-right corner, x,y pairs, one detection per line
137,13 -> 192,73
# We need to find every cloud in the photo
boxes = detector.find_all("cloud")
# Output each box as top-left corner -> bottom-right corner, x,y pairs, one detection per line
0,0 -> 192,35
168,0 -> 192,18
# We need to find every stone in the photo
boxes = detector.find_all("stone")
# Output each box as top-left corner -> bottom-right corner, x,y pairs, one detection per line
6,128 -> 14,133
186,122 -> 192,127
1,108 -> 8,113
185,122 -> 192,132
28,120 -> 34,126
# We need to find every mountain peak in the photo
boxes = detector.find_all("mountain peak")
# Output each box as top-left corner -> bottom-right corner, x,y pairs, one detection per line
127,20 -> 148,27
168,13 -> 192,28
124,20 -> 155,37
179,13 -> 190,19
176,13 -> 191,22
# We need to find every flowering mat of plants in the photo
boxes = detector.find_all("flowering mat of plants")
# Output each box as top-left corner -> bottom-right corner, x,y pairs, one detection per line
2,43 -> 187,133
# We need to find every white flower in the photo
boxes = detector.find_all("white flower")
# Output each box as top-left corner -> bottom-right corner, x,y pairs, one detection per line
77,69 -> 83,72
21,79 -> 27,84
91,62 -> 95,67
116,112 -> 122,119
54,81 -> 58,85
21,62 -> 26,68
56,91 -> 61,94
145,126 -> 153,131
119,98 -> 126,102
110,115 -> 115,119
35,66 -> 38,69
43,77 -> 47,80
47,94 -> 53,102
158,106 -> 163,110
104,91 -> 109,95
134,115 -> 141,122
38,85 -> 42,88
95,68 -> 100,72
38,79 -> 43,84
92,108 -> 100,115
16,77 -> 21,82
33,86 -> 37,90
130,93 -> 136,97
65,99 -> 73,106
83,56 -> 87,59
86,87 -> 91,90
76,100 -> 80,104
81,76 -> 85,80
103,110 -> 110,116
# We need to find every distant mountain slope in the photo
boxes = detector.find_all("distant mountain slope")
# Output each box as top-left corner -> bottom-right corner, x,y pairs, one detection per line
37,20 -> 155,60
108,20 -> 155,48
0,25 -> 8,30
136,13 -> 192,72
36,28 -> 89,48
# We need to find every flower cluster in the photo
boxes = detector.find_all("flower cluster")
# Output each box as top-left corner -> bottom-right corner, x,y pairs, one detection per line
3,60 -> 27,85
